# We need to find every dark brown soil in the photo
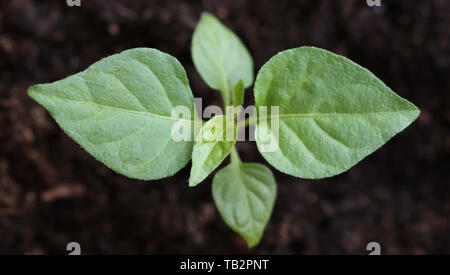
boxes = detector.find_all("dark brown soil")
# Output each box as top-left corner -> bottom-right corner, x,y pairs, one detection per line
0,0 -> 449,254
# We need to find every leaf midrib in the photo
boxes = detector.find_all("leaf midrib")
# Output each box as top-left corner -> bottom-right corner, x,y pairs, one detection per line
44,94 -> 197,124
202,25 -> 230,95
259,109 -> 417,120
232,164 -> 259,240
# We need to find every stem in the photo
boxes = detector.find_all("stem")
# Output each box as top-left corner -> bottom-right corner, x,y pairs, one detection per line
221,89 -> 231,107
237,112 -> 257,129
231,146 -> 241,165
222,86 -> 242,166
232,110 -> 257,164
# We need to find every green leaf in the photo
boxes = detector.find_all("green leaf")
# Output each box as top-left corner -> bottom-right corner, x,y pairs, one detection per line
233,79 -> 245,107
192,12 -> 254,102
28,48 -> 196,180
254,46 -> 420,179
189,115 -> 237,187
212,161 -> 276,247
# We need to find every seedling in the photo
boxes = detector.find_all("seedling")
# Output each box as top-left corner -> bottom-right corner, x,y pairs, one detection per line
28,13 -> 419,247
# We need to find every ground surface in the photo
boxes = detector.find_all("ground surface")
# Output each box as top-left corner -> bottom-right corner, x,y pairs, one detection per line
0,0 -> 449,254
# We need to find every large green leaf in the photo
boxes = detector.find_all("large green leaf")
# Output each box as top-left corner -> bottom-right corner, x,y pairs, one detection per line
212,160 -> 276,247
189,115 -> 237,187
191,13 -> 253,102
254,46 -> 420,179
28,48 -> 196,180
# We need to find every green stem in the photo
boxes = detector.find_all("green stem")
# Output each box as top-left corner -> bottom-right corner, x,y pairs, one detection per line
231,146 -> 241,165
221,89 -> 231,107
232,111 -> 257,164
237,112 -> 257,129
222,87 -> 242,166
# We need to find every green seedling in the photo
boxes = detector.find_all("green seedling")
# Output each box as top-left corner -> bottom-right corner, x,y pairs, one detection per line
28,12 -> 419,247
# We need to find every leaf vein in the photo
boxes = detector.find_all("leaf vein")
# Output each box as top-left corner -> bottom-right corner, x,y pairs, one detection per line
280,120 -> 334,168
311,118 -> 350,148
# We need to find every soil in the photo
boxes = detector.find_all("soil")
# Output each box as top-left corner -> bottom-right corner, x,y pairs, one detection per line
0,0 -> 449,254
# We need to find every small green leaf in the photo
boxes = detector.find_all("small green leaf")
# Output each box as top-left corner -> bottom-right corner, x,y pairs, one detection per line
28,48 -> 196,180
189,115 -> 237,187
212,161 -> 276,247
233,79 -> 245,107
254,46 -> 420,179
192,12 -> 253,101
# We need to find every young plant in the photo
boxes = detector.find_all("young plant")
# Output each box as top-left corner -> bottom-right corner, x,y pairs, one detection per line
27,13 -> 420,247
